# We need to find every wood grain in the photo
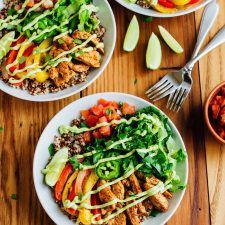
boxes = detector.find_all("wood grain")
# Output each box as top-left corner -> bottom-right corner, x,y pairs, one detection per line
1,0 -> 224,224
195,1 -> 225,225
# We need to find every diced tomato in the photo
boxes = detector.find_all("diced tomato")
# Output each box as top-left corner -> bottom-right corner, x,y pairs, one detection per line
19,44 -> 36,69
98,116 -> 108,123
108,101 -> 119,110
158,0 -> 175,8
80,109 -> 90,120
99,126 -> 111,137
121,102 -> 136,115
90,104 -> 104,117
86,115 -> 99,127
215,96 -> 225,108
26,0 -> 35,8
211,104 -> 220,120
91,194 -> 101,221
55,164 -> 73,201
98,98 -> 109,107
92,130 -> 102,139
83,131 -> 91,143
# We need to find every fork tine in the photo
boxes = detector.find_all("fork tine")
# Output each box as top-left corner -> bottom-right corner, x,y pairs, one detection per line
152,85 -> 177,102
148,82 -> 171,99
151,84 -> 175,101
147,80 -> 170,98
167,88 -> 181,110
172,88 -> 186,111
176,89 -> 189,112
145,77 -> 168,95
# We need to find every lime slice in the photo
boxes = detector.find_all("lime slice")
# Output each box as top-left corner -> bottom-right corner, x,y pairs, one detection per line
42,147 -> 68,187
0,31 -> 15,59
123,15 -> 140,52
158,25 -> 183,54
146,32 -> 162,70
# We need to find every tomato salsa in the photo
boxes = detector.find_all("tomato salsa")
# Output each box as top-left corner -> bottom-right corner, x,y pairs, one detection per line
209,86 -> 225,139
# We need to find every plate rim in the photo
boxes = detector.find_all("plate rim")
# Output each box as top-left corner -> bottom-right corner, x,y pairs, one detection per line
114,0 -> 213,17
33,92 -> 188,225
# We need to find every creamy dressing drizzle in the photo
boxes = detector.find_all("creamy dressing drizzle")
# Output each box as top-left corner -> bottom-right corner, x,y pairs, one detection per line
65,181 -> 168,224
59,113 -> 161,135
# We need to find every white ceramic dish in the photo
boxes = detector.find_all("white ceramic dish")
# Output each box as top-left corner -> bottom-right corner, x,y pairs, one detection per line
0,0 -> 116,102
114,0 -> 213,17
33,92 -> 188,225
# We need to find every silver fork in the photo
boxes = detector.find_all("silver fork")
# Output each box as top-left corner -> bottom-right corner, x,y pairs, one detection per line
167,0 -> 219,111
168,25 -> 225,111
146,1 -> 219,102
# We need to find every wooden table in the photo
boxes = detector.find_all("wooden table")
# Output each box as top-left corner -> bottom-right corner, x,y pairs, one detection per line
0,0 -> 225,224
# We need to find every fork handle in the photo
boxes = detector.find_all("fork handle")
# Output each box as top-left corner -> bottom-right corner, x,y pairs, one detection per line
185,26 -> 225,70
191,1 -> 219,59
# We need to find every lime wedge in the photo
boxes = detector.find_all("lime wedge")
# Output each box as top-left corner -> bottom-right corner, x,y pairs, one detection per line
146,33 -> 162,70
42,147 -> 68,187
123,15 -> 140,52
158,25 -> 183,54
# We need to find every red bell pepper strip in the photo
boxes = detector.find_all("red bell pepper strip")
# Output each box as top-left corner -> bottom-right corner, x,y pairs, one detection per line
67,180 -> 78,215
189,0 -> 200,4
19,44 -> 36,69
91,194 -> 101,221
158,0 -> 175,8
6,36 -> 26,73
55,164 -> 73,201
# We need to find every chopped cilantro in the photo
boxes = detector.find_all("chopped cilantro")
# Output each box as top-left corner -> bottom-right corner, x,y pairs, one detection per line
7,8 -> 16,16
129,191 -> 136,197
58,39 -> 64,45
0,127 -> 3,132
34,47 -> 41,55
71,52 -> 76,58
69,156 -> 80,169
11,194 -> 18,200
142,16 -> 153,22
48,144 -> 54,157
150,209 -> 160,217
74,38 -> 82,45
119,101 -> 123,107
18,56 -> 26,64
78,192 -> 83,201
105,108 -> 113,115
44,54 -> 53,63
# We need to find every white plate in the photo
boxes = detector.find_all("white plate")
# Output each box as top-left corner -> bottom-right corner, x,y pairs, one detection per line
114,0 -> 213,17
33,92 -> 188,225
0,0 -> 116,101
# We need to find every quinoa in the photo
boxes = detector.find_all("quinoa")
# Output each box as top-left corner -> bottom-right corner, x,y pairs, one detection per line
53,133 -> 86,157
136,0 -> 152,8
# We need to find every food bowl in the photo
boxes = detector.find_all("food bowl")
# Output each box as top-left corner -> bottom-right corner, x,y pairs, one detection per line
0,0 -> 116,102
33,92 -> 188,225
114,0 -> 213,17
205,81 -> 225,144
